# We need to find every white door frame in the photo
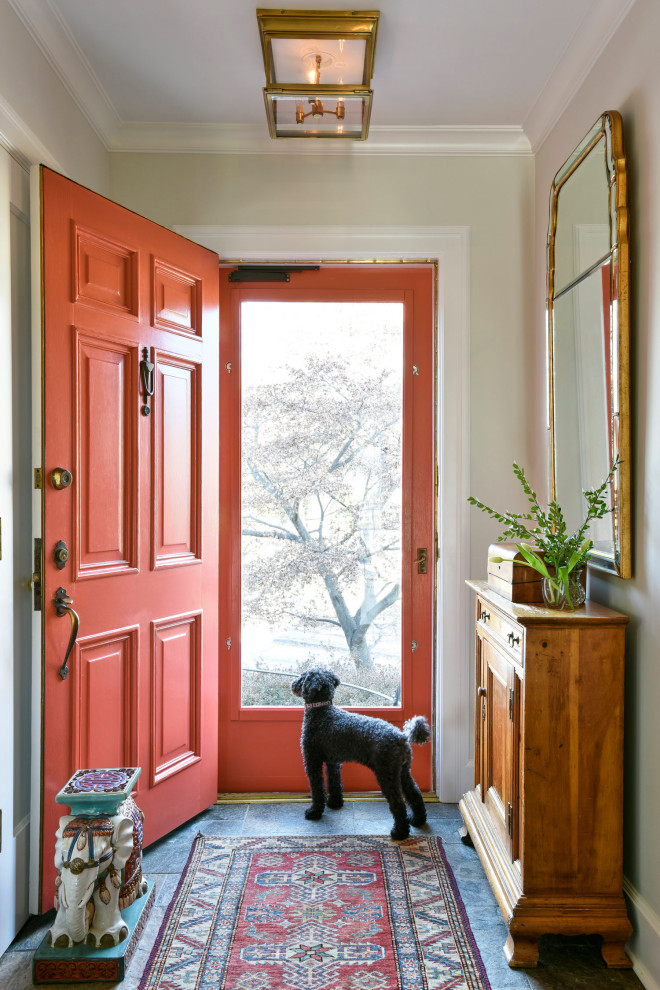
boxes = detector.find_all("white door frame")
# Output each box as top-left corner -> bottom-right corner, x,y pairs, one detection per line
175,224 -> 473,802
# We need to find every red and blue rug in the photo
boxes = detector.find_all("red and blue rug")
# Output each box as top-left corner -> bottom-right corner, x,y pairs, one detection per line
139,834 -> 491,990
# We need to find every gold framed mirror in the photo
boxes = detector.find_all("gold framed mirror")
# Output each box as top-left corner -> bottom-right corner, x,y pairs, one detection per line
547,110 -> 631,577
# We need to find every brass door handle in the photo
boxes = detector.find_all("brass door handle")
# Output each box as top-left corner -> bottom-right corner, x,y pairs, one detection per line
54,586 -> 79,680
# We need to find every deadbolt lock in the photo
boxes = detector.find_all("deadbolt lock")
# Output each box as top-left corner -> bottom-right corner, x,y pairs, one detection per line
51,467 -> 73,490
54,540 -> 70,570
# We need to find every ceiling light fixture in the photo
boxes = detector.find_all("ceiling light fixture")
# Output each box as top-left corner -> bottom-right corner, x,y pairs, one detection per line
256,9 -> 379,140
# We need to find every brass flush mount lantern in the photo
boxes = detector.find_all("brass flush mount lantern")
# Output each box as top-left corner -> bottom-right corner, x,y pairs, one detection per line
256,9 -> 379,139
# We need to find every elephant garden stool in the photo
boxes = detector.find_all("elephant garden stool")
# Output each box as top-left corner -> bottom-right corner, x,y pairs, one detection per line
49,794 -> 148,949
34,767 -> 153,984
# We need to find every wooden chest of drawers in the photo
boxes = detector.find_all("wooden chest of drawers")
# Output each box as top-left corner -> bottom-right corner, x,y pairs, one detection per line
460,580 -> 632,968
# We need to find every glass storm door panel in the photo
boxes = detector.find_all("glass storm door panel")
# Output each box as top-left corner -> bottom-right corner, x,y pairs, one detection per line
40,167 -> 220,911
219,266 -> 435,794
240,300 -> 403,709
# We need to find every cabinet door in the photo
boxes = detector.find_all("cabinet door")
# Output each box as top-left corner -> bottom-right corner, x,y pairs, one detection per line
482,637 -> 520,860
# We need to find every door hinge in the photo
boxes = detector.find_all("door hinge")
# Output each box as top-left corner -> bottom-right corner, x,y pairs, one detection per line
34,467 -> 42,490
507,801 -> 514,837
508,687 -> 515,721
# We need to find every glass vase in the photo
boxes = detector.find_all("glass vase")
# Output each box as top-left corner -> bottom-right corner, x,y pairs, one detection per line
564,568 -> 586,609
541,576 -> 564,609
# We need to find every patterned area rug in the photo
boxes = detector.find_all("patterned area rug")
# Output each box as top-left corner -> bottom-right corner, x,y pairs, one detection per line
139,834 -> 491,990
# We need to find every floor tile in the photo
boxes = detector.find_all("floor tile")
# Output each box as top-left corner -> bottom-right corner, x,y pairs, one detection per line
8,910 -> 55,950
424,801 -> 466,818
2,800 -> 645,990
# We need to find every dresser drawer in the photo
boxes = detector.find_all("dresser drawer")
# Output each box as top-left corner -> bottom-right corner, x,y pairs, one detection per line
476,596 -> 523,659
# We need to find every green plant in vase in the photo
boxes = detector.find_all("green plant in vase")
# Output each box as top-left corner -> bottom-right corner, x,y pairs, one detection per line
468,459 -> 619,609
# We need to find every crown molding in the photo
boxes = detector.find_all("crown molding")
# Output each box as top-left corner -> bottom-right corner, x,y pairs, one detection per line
523,0 -> 637,152
7,0 -> 121,147
111,122 -> 531,156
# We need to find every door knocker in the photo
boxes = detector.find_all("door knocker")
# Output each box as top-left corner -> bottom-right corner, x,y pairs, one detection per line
140,347 -> 155,416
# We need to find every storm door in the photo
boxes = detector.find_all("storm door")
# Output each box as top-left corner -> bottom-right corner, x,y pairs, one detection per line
218,265 -> 435,792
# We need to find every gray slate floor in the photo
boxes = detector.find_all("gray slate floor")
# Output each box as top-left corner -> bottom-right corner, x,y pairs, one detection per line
0,800 -> 646,990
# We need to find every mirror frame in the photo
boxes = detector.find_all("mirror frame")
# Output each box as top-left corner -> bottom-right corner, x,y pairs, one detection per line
547,110 -> 631,578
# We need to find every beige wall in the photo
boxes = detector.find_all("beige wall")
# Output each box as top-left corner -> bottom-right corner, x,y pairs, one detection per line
110,151 -> 536,579
534,0 -> 660,982
0,0 -> 107,191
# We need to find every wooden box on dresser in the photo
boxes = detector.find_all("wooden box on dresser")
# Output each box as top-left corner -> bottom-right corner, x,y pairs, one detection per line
460,580 -> 632,969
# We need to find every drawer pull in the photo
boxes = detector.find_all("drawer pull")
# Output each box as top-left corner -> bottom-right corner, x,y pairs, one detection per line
479,609 -> 490,622
477,686 -> 487,697
507,632 -> 521,646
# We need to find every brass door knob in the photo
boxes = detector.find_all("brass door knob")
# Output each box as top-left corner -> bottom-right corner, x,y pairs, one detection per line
51,467 -> 73,490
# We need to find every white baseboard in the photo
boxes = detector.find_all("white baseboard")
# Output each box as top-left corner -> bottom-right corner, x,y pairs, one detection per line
624,876 -> 660,990
10,814 -> 30,942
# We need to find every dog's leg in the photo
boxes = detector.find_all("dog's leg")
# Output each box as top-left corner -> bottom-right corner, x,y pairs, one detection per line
325,762 -> 344,809
304,751 -> 326,820
401,766 -> 427,827
375,765 -> 410,841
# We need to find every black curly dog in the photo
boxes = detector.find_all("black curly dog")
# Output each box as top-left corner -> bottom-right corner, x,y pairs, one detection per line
291,667 -> 431,840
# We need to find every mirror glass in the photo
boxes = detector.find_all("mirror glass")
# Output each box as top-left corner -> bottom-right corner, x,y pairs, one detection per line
548,112 -> 631,576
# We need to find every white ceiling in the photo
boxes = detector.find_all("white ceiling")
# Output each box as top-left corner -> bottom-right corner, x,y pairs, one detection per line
9,0 -> 636,154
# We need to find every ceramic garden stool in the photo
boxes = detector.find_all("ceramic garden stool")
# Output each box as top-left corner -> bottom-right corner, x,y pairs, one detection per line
33,766 -> 155,984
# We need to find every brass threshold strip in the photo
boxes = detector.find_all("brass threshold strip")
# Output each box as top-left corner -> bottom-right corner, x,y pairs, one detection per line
216,792 -> 440,804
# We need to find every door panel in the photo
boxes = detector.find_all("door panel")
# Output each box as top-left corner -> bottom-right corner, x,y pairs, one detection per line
74,225 -> 139,317
75,331 -> 138,575
40,167 -> 219,910
218,265 -> 434,793
151,613 -> 202,785
483,637 -> 519,860
153,353 -> 201,566
74,627 -> 139,768
152,259 -> 202,336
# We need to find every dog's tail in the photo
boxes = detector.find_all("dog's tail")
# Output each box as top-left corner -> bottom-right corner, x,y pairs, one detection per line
403,715 -> 431,745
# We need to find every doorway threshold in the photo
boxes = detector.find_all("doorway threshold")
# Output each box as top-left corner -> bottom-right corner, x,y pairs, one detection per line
216,792 -> 439,803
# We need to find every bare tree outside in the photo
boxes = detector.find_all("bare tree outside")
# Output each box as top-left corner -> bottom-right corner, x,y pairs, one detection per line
240,301 -> 404,707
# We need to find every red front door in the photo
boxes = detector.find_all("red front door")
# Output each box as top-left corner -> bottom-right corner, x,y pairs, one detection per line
39,168 -> 220,909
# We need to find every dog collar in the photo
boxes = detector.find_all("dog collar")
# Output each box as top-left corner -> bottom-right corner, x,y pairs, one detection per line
304,700 -> 333,709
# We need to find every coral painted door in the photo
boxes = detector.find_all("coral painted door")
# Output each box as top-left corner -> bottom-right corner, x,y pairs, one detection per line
218,265 -> 434,793
39,168 -> 219,910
